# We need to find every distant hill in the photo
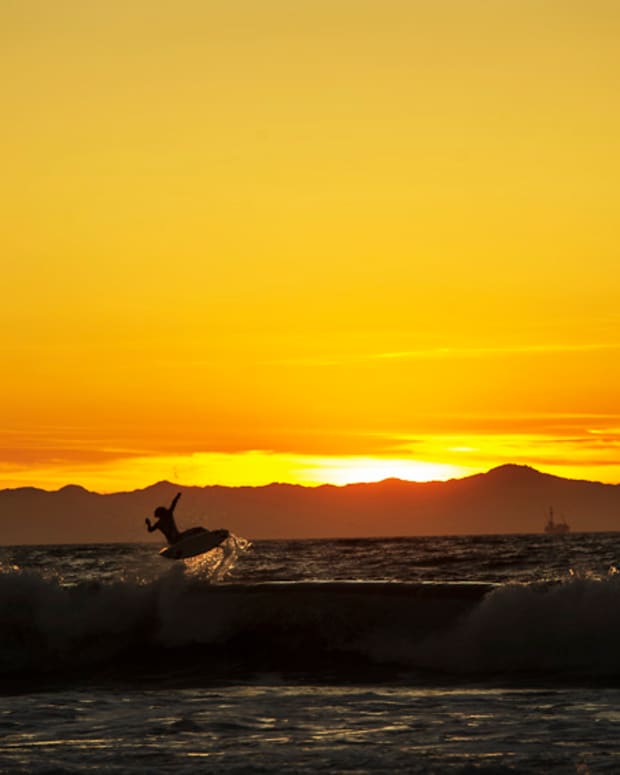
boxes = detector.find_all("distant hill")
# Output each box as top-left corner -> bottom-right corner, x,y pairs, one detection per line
1,465 -> 619,545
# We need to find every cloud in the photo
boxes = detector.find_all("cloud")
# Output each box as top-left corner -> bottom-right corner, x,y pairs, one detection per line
263,343 -> 620,368
373,343 -> 620,361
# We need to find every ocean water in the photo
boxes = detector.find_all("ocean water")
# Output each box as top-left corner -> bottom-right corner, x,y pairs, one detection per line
1,532 -> 620,773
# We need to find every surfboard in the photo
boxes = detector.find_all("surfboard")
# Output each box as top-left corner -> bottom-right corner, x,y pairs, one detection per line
159,528 -> 230,560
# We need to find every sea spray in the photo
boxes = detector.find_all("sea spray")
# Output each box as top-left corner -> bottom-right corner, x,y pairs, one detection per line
0,535 -> 251,680
183,532 -> 252,582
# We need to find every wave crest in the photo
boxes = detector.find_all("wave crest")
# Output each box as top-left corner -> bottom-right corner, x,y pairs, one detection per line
2,571 -> 620,685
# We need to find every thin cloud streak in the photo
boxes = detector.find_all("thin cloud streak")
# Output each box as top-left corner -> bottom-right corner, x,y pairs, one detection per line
264,343 -> 620,367
374,343 -> 620,361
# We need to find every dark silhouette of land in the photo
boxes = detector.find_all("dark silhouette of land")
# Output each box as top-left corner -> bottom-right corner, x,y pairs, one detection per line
1,465 -> 619,545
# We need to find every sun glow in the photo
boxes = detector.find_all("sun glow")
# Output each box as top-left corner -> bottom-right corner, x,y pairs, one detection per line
304,458 -> 464,486
0,450 -> 470,493
3,422 -> 620,493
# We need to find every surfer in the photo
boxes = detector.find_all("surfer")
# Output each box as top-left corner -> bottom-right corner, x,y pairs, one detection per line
145,492 -> 183,544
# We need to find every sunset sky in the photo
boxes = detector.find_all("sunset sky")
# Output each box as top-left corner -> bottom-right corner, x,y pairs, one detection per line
2,1 -> 620,492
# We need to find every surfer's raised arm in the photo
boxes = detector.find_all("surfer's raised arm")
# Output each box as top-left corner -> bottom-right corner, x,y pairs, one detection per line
170,492 -> 182,513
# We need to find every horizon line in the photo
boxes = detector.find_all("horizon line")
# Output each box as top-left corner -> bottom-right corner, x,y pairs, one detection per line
2,463 -> 613,496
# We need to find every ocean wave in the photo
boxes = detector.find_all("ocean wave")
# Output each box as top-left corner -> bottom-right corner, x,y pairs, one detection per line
2,570 -> 620,687
417,576 -> 620,678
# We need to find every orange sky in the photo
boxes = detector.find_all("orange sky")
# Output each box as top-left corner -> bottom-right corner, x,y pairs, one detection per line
2,1 -> 620,492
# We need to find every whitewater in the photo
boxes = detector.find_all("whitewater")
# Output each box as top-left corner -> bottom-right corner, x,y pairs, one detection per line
2,532 -> 620,773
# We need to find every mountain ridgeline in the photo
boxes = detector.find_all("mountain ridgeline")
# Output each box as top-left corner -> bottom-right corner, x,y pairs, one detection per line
1,465 -> 619,545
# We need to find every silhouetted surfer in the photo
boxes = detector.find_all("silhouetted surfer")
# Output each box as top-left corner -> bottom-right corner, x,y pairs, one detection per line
146,492 -> 207,546
146,492 -> 183,544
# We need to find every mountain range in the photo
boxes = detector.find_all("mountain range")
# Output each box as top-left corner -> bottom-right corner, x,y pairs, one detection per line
1,464 -> 619,545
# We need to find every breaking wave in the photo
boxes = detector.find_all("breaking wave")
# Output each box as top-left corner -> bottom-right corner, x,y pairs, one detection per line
2,565 -> 620,689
